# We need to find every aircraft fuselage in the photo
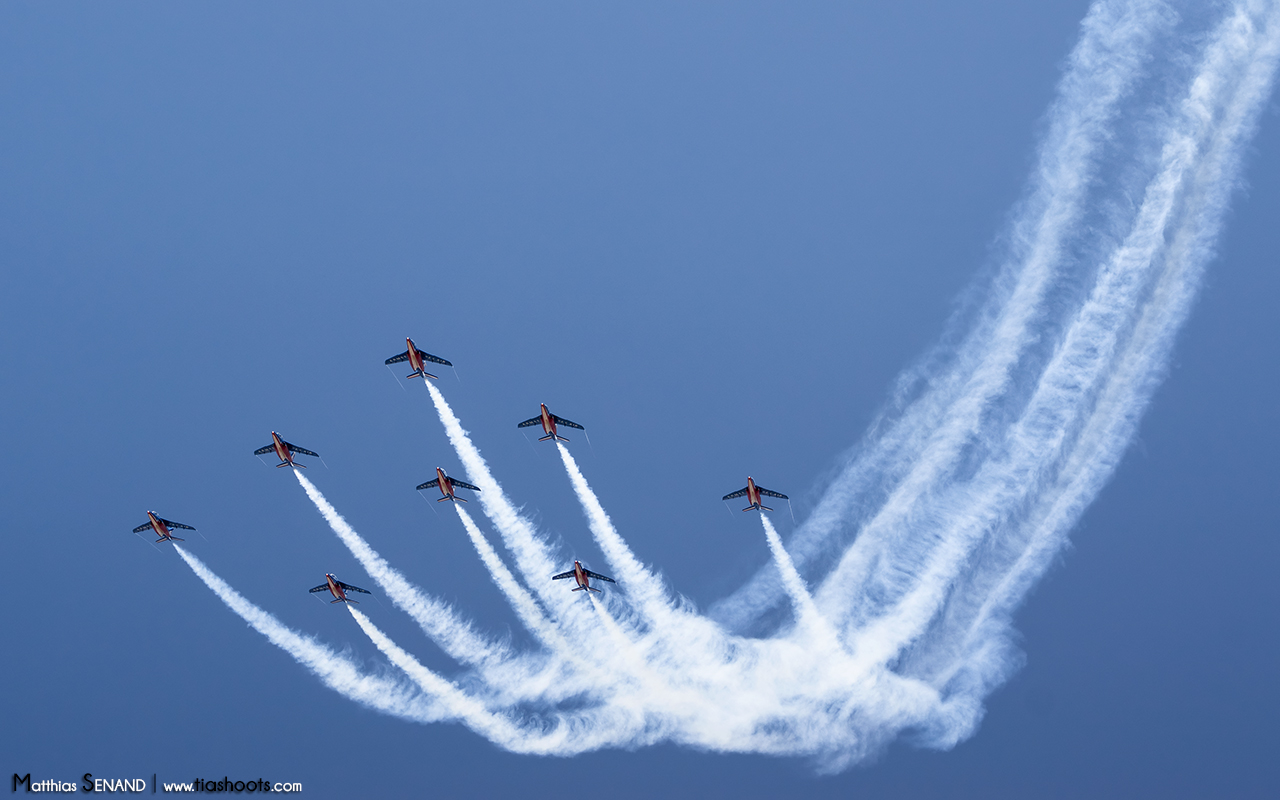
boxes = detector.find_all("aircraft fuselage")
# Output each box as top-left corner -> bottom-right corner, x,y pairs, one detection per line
539,404 -> 557,439
326,574 -> 350,603
435,467 -> 457,501
271,432 -> 295,467
147,511 -> 174,541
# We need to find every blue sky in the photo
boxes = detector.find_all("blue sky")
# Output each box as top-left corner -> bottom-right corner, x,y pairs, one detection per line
3,1 -> 1278,797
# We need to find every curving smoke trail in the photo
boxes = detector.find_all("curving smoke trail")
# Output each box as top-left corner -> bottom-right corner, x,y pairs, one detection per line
172,545 -> 441,725
185,0 -> 1280,770
293,471 -> 507,669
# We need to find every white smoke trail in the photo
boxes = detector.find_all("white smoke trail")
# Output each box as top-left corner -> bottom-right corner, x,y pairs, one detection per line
422,381 -> 564,595
713,0 -> 1180,632
758,515 -> 835,645
173,545 -> 441,724
555,442 -> 677,623
343,606 -> 551,750
452,505 -> 570,652
293,470 -> 507,668
183,0 -> 1279,769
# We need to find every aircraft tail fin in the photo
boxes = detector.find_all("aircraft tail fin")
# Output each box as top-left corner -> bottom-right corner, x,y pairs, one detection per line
331,598 -> 358,604
159,536 -> 184,543
538,433 -> 555,442
411,370 -> 440,380
572,586 -> 585,592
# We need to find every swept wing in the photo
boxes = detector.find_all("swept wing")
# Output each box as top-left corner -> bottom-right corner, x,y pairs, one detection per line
285,442 -> 319,458
551,415 -> 584,431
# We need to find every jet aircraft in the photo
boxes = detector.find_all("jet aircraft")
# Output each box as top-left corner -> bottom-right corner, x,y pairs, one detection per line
308,574 -> 372,604
415,467 -> 481,503
253,431 -> 319,469
385,337 -> 452,380
552,560 -> 615,593
722,477 -> 788,512
518,403 -> 584,443
132,511 -> 195,543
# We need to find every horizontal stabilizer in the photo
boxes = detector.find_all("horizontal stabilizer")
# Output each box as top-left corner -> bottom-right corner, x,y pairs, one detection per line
159,535 -> 184,542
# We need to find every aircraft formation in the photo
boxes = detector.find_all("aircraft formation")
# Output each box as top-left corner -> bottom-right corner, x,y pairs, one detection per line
134,336 -> 794,603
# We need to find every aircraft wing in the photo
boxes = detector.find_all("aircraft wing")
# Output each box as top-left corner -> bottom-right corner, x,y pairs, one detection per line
385,351 -> 410,365
286,442 -> 320,458
451,479 -> 481,492
551,415 -> 584,430
583,570 -> 615,584
132,522 -> 153,533
337,581 -> 371,595
415,478 -> 441,490
159,518 -> 196,531
253,444 -> 275,455
722,488 -> 749,501
757,488 -> 789,500
421,351 -> 452,367
517,416 -> 542,428
551,570 -> 575,580
308,583 -> 330,594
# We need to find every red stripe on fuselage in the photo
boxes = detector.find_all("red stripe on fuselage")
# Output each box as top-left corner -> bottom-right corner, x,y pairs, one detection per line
408,339 -> 424,374
148,511 -> 171,540
272,432 -> 292,465
326,574 -> 347,602
436,467 -> 455,500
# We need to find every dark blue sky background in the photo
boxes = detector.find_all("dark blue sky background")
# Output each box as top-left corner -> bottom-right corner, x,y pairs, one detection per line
2,2 -> 1277,797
